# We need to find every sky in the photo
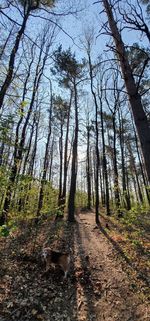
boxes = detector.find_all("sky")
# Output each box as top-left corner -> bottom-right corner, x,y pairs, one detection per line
52,0 -> 110,62
55,0 -> 149,57
1,0 -> 149,172
2,0 -> 149,62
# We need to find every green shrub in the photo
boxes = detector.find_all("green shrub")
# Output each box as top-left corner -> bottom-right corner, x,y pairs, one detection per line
0,225 -> 10,237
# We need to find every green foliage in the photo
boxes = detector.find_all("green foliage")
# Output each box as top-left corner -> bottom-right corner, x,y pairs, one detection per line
53,46 -> 80,77
52,45 -> 85,87
0,169 -> 59,221
41,182 -> 58,215
53,95 -> 69,123
120,204 -> 150,233
132,239 -> 143,247
0,166 -> 10,212
0,225 -> 10,237
55,208 -> 64,218
120,207 -> 140,226
0,115 -> 14,144
0,221 -> 17,237
75,190 -> 88,208
127,43 -> 150,97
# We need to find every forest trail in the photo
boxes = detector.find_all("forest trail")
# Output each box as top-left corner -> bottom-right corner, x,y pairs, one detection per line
71,212 -> 149,321
0,212 -> 150,321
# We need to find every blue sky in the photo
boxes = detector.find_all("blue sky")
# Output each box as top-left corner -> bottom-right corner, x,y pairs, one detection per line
55,0 -> 149,60
3,0 -> 149,63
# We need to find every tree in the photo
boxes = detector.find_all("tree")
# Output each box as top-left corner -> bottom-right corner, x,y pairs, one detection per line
85,35 -> 100,224
61,91 -> 72,210
53,95 -> 69,207
97,72 -> 110,216
104,71 -> 121,211
36,80 -> 53,217
0,28 -> 51,225
119,0 -> 150,43
52,46 -> 85,221
101,0 -> 150,183
118,109 -> 131,210
86,120 -> 92,210
0,0 -> 55,110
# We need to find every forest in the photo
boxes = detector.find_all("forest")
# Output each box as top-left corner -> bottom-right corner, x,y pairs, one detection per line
0,0 -> 150,320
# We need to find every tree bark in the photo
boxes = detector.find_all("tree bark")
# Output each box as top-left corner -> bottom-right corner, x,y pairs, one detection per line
87,50 -> 100,224
68,82 -> 78,222
86,124 -> 92,210
118,109 -> 131,210
112,115 -> 120,209
58,123 -> 63,205
61,91 -> 72,208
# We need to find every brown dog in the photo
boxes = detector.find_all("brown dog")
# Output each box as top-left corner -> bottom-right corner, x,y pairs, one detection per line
42,247 -> 70,279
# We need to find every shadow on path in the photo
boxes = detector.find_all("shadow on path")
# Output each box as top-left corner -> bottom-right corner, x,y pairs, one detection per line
74,220 -> 97,321
97,222 -> 150,288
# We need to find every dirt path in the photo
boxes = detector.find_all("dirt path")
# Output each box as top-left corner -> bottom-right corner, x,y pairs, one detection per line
72,213 -> 150,321
0,212 -> 150,321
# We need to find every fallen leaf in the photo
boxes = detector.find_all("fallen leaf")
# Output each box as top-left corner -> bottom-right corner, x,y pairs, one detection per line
7,302 -> 14,308
32,309 -> 38,316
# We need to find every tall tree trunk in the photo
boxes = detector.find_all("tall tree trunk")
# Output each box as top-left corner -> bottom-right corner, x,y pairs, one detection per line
102,0 -> 150,183
99,163 -> 105,206
0,23 -> 15,61
0,141 -> 5,166
118,109 -> 131,210
22,123 -> 35,175
28,118 -> 39,176
128,142 -> 143,204
95,101 -> 100,224
132,173 -> 139,204
99,94 -> 110,215
87,49 -> 100,224
49,137 -> 54,182
19,56 -> 36,175
37,81 -> 53,217
68,82 -> 78,222
58,123 -> 63,206
91,149 -> 95,207
61,91 -> 72,208
0,12 -> 29,109
86,124 -> 92,210
112,115 -> 120,209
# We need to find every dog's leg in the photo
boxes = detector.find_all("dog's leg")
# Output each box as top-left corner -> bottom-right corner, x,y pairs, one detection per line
64,270 -> 68,279
63,255 -> 70,279
41,262 -> 49,277
45,261 -> 50,273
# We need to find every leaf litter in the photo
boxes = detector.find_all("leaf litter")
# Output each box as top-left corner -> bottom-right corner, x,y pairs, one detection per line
0,212 -> 150,321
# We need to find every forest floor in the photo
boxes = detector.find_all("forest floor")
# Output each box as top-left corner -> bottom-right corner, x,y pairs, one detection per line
0,210 -> 150,321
